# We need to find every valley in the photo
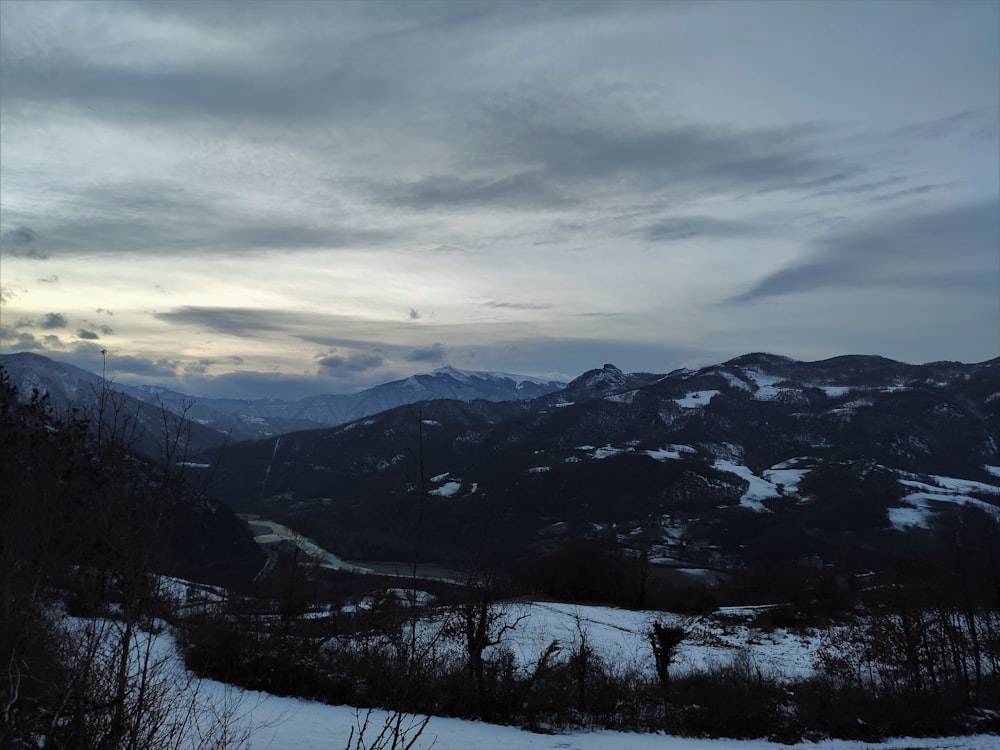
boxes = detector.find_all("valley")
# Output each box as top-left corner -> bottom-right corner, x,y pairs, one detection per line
3,351 -> 999,747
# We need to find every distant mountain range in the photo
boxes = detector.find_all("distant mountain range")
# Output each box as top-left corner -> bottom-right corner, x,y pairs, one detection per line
5,350 -> 998,579
0,352 -> 566,447
191,353 -> 1000,571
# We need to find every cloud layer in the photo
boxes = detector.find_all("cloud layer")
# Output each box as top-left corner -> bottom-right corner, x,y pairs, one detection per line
1,0 -> 997,396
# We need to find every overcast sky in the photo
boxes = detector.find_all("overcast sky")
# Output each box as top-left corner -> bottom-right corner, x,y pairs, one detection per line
1,0 -> 998,399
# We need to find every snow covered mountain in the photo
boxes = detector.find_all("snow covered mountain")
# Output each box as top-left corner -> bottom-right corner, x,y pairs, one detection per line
196,353 -> 1000,573
0,353 -> 566,440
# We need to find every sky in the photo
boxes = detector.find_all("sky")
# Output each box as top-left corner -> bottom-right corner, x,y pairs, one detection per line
1,0 -> 998,399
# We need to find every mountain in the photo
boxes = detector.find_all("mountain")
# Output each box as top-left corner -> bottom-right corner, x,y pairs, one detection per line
193,353 -> 1000,574
0,352 -> 232,459
0,353 -> 566,440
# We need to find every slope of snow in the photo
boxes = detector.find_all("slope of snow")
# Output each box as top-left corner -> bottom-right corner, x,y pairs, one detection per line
429,481 -> 462,497
645,445 -> 697,461
676,390 -> 720,408
713,461 -> 777,512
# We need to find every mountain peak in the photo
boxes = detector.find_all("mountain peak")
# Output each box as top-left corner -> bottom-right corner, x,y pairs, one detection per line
565,363 -> 627,394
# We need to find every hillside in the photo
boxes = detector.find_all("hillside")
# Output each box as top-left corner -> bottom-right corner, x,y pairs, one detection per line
194,353 -> 1000,576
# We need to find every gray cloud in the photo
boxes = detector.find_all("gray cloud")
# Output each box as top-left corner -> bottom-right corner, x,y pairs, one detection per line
316,352 -> 385,376
385,171 -> 568,210
1,181 -> 393,259
106,355 -> 179,380
405,343 -> 446,363
483,301 -> 553,310
16,312 -> 69,330
643,216 -> 769,242
730,200 -> 1000,303
153,307 -> 287,336
182,355 -> 246,375
1,226 -> 47,259
77,329 -> 100,340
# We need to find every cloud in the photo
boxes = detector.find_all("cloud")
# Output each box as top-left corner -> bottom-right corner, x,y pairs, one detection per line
154,306 -> 287,336
729,200 -> 1000,303
77,329 -> 100,340
409,308 -> 421,320
182,355 -> 245,375
482,301 -> 553,310
0,226 -> 47,259
105,355 -> 179,380
642,216 -> 768,242
315,352 -> 385,376
405,343 -> 446,363
17,312 -> 69,330
38,274 -> 59,284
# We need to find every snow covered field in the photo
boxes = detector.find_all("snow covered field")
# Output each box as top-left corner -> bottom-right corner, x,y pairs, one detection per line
136,592 -> 1000,749
233,692 -> 999,750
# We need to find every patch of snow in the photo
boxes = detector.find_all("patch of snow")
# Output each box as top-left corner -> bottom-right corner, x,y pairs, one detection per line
592,445 -> 627,459
429,481 -> 462,497
819,386 -> 853,397
528,466 -> 550,473
430,472 -> 450,482
645,444 -> 696,462
676,390 -> 720,408
421,419 -> 442,426
576,444 -> 596,451
931,474 -> 1000,494
713,460 -> 777,512
889,505 -> 932,529
554,401 -> 575,408
720,371 -> 752,391
606,390 -> 637,404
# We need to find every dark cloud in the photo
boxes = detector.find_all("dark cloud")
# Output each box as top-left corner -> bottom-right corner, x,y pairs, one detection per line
106,355 -> 179,380
642,216 -> 768,242
153,307 -> 287,336
385,171 -> 568,210
99,324 -> 115,336
0,181 -> 394,259
483,301 -> 553,310
16,312 -> 69,330
409,308 -> 421,320
405,343 -> 446,363
182,356 -> 244,375
77,329 -> 100,340
38,275 -> 59,284
0,226 -> 47,259
316,352 -> 385,375
729,200 -> 1000,303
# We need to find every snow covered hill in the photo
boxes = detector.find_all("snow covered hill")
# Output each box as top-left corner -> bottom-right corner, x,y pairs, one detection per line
198,353 -> 1000,574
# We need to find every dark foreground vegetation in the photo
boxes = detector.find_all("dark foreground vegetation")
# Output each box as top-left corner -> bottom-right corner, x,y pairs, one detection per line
3,366 -> 1000,747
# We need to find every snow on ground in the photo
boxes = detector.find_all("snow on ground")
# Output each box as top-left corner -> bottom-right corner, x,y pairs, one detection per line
494,602 -> 821,681
676,390 -> 720,408
70,607 -> 999,750
429,480 -> 462,497
592,444 -> 628,459
234,690 -> 1000,750
645,444 -> 697,461
892,473 -> 1000,528
987,465 -> 1000,478
713,461 -> 778,512
744,369 -> 785,401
